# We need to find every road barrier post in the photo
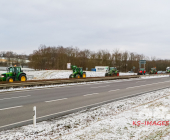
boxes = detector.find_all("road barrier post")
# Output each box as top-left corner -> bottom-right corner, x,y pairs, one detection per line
33,106 -> 36,127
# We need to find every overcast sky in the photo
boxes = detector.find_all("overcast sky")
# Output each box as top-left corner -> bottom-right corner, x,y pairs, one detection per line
0,0 -> 170,59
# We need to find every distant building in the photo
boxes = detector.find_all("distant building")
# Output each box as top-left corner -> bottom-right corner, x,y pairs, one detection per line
0,57 -> 29,67
0,57 -> 7,63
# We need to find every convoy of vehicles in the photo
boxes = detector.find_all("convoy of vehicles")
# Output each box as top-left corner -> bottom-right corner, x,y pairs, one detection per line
0,66 -> 27,82
0,64 -> 169,83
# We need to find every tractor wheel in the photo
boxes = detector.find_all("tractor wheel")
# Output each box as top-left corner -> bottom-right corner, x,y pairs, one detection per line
19,75 -> 27,82
6,77 -> 14,82
76,74 -> 80,78
82,73 -> 86,78
69,74 -> 73,79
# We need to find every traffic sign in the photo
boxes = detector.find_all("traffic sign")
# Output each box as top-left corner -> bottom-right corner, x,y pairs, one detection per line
139,60 -> 146,64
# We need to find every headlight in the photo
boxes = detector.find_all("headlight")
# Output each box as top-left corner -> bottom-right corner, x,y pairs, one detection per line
0,75 -> 4,78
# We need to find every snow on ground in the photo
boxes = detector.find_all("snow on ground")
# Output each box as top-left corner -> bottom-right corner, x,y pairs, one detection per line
141,75 -> 170,79
1,88 -> 170,139
0,70 -> 137,80
25,70 -> 137,80
119,72 -> 137,76
0,71 -> 6,74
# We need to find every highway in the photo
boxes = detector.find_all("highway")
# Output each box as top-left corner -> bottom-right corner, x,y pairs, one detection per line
0,77 -> 170,131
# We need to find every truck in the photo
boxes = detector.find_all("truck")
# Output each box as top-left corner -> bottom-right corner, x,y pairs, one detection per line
69,65 -> 86,78
0,66 -> 27,82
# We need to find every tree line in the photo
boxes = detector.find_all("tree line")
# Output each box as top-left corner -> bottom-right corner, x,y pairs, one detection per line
1,46 -> 170,72
28,45 -> 170,72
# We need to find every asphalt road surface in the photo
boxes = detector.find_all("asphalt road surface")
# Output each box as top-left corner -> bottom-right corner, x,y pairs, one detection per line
0,77 -> 170,131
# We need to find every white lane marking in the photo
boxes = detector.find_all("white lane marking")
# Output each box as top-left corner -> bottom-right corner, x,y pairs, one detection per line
0,106 -> 23,111
126,87 -> 134,89
45,98 -> 68,103
126,86 -> 141,89
83,93 -> 99,96
91,85 -> 110,88
0,95 -> 31,101
136,81 -> 146,83
108,89 -> 120,92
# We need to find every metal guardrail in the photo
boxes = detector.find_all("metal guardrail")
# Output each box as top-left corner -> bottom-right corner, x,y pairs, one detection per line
0,75 -> 140,89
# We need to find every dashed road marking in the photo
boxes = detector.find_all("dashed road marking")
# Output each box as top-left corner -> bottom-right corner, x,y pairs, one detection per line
45,98 -> 68,103
0,106 -> 23,111
108,89 -> 120,92
0,95 -> 31,101
91,85 -> 110,88
83,93 -> 99,96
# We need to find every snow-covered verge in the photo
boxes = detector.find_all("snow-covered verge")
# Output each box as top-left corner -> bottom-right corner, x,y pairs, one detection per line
25,70 -> 137,80
15,70 -> 137,80
1,88 -> 170,139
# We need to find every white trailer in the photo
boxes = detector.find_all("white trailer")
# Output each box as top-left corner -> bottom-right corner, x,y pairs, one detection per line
95,66 -> 109,72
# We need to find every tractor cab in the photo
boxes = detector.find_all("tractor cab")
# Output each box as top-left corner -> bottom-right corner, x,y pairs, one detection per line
7,67 -> 23,74
75,67 -> 82,73
166,67 -> 170,73
110,67 -> 117,71
79,67 -> 83,71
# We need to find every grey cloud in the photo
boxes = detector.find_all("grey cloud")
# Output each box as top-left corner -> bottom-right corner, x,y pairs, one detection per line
0,0 -> 170,58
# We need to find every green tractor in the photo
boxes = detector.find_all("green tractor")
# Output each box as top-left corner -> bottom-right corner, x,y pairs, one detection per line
149,68 -> 157,74
0,66 -> 27,82
69,65 -> 86,78
137,68 -> 146,75
105,67 -> 119,77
